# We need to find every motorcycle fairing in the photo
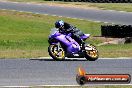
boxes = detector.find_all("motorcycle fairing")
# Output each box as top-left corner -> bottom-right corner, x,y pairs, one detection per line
81,34 -> 90,41
55,34 -> 80,54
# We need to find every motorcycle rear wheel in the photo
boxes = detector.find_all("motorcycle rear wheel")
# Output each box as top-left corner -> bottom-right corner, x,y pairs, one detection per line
84,44 -> 99,61
48,44 -> 65,61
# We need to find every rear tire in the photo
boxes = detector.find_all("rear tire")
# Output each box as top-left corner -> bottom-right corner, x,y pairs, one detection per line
48,44 -> 65,61
84,44 -> 99,61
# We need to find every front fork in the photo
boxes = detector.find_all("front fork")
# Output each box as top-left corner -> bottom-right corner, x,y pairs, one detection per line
56,43 -> 62,52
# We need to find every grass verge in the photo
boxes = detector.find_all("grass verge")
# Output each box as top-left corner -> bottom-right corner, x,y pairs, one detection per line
0,10 -> 131,58
7,0 -> 132,12
0,9 -> 101,58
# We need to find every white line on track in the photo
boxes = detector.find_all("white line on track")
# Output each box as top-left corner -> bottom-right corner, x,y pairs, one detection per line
1,8 -> 111,24
0,1 -> 131,21
0,7 -> 131,87
35,57 -> 132,59
1,0 -> 132,13
0,4 -> 132,60
1,84 -> 132,87
0,4 -> 129,25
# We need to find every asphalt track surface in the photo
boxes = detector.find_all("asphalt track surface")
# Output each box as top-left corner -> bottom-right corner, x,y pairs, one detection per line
0,1 -> 132,25
0,58 -> 131,86
0,1 -> 132,86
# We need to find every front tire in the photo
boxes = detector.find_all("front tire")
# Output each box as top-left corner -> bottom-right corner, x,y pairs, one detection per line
84,44 -> 99,61
48,44 -> 65,61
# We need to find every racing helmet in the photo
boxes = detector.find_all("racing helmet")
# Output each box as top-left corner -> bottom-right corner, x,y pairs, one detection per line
55,20 -> 64,28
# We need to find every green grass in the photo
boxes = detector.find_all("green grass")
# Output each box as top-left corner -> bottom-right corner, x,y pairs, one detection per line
8,0 -> 132,12
98,44 -> 132,58
0,10 -> 131,58
0,10 -> 101,58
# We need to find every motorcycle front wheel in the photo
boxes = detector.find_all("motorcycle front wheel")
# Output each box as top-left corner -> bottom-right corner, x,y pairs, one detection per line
84,44 -> 99,61
48,44 -> 65,61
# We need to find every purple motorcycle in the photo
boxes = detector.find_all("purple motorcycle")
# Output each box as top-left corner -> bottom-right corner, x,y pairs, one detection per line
48,28 -> 98,61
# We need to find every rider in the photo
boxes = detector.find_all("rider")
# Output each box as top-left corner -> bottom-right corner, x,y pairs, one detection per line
55,20 -> 85,50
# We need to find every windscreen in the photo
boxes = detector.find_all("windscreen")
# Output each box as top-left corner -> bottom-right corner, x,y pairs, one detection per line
50,28 -> 59,35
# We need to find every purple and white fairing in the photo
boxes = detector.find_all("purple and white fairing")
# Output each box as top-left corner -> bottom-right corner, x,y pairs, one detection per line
49,28 -> 90,54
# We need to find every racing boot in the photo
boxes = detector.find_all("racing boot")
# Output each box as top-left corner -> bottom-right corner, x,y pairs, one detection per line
79,39 -> 85,51
81,42 -> 85,51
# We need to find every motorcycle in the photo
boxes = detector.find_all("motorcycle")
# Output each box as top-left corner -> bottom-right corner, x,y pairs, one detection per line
48,28 -> 98,61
